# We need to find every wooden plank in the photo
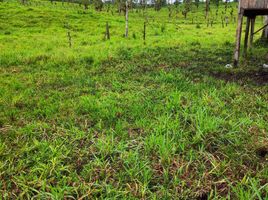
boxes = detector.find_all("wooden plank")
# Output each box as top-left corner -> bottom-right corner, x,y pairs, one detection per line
240,0 -> 268,9
256,0 -> 263,8
249,0 -> 255,8
240,0 -> 247,9
239,0 -> 246,9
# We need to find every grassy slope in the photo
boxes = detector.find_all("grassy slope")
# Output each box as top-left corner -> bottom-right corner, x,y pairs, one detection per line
0,1 -> 268,199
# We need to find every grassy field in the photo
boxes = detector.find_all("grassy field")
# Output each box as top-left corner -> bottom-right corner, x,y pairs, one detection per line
0,1 -> 268,199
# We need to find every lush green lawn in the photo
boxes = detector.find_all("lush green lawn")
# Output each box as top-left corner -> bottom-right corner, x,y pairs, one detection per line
0,1 -> 267,199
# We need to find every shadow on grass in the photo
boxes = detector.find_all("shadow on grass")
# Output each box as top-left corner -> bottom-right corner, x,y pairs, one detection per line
109,43 -> 268,86
209,70 -> 268,86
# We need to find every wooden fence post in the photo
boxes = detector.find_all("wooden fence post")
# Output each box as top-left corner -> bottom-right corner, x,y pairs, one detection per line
67,31 -> 72,48
249,16 -> 256,49
125,0 -> 129,38
143,22 -> 146,45
106,22 -> 110,40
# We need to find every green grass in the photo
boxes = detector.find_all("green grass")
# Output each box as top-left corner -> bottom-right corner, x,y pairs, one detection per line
0,1 -> 268,199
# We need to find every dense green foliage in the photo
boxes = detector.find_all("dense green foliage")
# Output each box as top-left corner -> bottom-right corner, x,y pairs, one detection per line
0,1 -> 267,199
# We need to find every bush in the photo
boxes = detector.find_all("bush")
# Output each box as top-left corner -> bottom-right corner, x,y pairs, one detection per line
93,0 -> 103,11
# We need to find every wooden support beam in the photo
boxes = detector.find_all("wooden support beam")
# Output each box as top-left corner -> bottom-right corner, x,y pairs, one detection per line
244,17 -> 250,57
249,17 -> 256,49
234,9 -> 244,67
253,23 -> 268,35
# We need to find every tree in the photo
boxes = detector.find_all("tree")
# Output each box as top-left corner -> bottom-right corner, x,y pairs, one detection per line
155,0 -> 165,11
93,0 -> 103,11
210,0 -> 219,7
140,0 -> 147,16
194,0 -> 199,8
174,0 -> 180,19
182,0 -> 191,19
115,0 -> 125,14
82,0 -> 89,9
205,0 -> 210,19
224,0 -> 228,13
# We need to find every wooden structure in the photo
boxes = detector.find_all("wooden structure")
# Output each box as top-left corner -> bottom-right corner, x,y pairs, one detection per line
234,0 -> 268,66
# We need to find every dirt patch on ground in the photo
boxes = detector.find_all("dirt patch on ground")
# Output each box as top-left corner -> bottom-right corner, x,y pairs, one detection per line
209,70 -> 268,86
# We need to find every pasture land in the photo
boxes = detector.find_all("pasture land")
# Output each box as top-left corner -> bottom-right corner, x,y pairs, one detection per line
0,1 -> 268,199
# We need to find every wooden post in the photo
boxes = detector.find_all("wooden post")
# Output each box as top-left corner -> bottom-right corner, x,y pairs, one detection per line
243,17 -> 250,57
234,9 -> 244,67
249,16 -> 256,49
125,0 -> 129,38
262,16 -> 268,41
67,31 -> 72,48
225,16 -> 229,26
143,22 -> 146,45
106,22 -> 110,40
205,0 -> 209,19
